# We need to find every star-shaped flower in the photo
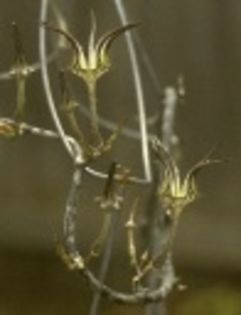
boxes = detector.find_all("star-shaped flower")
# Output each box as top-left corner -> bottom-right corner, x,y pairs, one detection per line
44,15 -> 138,84
151,137 -> 222,218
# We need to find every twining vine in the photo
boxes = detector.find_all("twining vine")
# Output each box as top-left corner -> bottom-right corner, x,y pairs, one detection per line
0,0 -> 222,311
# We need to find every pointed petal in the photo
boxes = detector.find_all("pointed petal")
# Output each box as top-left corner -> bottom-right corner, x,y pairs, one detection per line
43,23 -> 84,69
88,11 -> 97,56
186,156 -> 223,183
185,143 -> 224,183
96,23 -> 139,63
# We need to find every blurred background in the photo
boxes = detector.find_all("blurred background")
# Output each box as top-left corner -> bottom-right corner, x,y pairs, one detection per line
0,0 -> 240,314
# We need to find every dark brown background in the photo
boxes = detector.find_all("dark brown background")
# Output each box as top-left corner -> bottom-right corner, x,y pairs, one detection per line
0,0 -> 240,314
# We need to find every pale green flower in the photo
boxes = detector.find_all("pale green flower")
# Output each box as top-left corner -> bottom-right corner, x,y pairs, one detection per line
45,16 -> 138,84
151,137 -> 221,218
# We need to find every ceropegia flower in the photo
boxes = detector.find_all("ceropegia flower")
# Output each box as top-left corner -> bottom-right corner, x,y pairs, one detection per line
44,15 -> 138,84
151,136 -> 222,218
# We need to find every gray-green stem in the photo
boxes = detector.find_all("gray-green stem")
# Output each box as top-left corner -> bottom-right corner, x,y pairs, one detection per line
87,80 -> 103,146
15,74 -> 26,121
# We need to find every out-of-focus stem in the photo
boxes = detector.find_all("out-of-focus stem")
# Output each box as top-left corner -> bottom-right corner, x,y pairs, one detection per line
39,0 -> 77,160
86,212 -> 112,262
113,0 -> 152,182
89,212 -> 118,315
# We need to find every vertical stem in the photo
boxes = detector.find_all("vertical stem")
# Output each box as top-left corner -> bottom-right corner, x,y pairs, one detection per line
89,162 -> 119,314
87,80 -> 103,145
113,0 -> 152,182
87,212 -> 112,260
162,87 -> 178,150
67,111 -> 86,148
133,34 -> 162,97
144,180 -> 168,315
89,212 -> 118,315
144,87 -> 179,315
59,70 -> 87,150
64,165 -> 82,254
39,0 -> 75,159
15,74 -> 26,121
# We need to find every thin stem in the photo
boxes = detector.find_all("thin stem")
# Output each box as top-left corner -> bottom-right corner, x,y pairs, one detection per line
113,0 -> 152,182
39,0 -> 78,161
77,101 -> 159,140
0,115 -> 148,185
162,87 -> 178,150
15,75 -> 26,121
126,199 -> 142,288
87,80 -> 103,145
89,212 -> 118,315
79,264 -> 176,304
89,162 -> 121,314
86,212 -> 112,262
59,70 -> 87,149
64,165 -> 82,254
67,110 -> 88,151
133,33 -> 162,98
84,166 -> 149,185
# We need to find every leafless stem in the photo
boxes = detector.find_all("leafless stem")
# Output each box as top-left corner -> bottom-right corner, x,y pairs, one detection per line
88,162 -> 124,262
87,81 -> 103,146
39,0 -> 82,162
133,33 -> 163,98
84,166 -> 149,185
59,70 -> 88,151
14,74 -> 27,121
86,212 -> 112,263
0,114 -> 152,190
125,199 -> 141,287
144,84 -> 180,315
59,246 -> 176,304
89,209 -> 119,315
64,165 -> 82,255
162,87 -> 179,150
113,0 -> 152,182
77,102 -> 158,141
77,263 -> 177,304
